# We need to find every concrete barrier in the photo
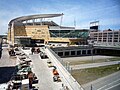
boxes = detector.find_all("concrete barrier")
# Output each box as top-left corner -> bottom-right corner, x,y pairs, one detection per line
45,47 -> 84,90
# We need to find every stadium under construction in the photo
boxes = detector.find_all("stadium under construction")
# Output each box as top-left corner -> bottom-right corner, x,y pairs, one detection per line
7,14 -> 89,46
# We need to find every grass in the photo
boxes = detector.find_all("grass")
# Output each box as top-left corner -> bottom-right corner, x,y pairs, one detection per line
71,64 -> 120,85
69,57 -> 120,65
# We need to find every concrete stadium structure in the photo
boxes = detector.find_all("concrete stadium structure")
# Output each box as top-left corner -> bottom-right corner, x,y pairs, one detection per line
7,14 -> 89,46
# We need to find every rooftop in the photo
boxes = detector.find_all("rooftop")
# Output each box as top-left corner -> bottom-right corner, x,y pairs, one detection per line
9,14 -> 63,25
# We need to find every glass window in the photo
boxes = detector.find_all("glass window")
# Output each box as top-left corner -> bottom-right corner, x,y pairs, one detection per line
71,51 -> 75,55
65,51 -> 69,56
49,30 -> 89,39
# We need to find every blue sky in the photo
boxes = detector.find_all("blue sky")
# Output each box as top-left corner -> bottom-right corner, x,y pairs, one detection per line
0,0 -> 120,34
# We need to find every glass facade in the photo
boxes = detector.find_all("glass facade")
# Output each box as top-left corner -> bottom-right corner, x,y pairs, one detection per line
49,30 -> 89,39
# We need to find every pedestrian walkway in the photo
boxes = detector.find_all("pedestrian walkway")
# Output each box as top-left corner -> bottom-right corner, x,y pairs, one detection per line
71,61 -> 120,70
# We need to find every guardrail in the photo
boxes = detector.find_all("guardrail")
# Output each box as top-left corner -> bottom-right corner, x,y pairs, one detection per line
45,46 -> 84,90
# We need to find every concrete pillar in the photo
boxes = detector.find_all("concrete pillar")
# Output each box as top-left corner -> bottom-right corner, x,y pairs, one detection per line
11,22 -> 15,45
95,49 -> 97,54
40,18 -> 43,25
86,50 -> 88,55
26,20 -> 28,25
70,51 -> 71,56
63,51 -> 65,57
33,19 -> 35,25
56,52 -> 58,55
85,50 -> 87,55
91,49 -> 92,55
75,50 -> 77,56
9,26 -> 11,42
81,50 -> 83,55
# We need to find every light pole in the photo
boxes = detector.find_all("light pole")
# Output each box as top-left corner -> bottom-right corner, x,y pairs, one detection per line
89,43 -> 94,63
92,44 -> 94,63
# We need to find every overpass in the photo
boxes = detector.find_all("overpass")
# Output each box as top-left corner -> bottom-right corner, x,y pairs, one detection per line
22,46 -> 84,90
51,45 -> 120,57
45,47 -> 84,90
94,46 -> 120,56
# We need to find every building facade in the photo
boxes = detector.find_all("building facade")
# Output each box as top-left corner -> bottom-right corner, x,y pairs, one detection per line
90,29 -> 120,46
7,14 -> 89,46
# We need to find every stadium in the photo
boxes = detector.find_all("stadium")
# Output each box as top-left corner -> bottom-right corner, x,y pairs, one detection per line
7,14 -> 89,46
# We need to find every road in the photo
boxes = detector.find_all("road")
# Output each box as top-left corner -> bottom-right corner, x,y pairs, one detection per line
0,47 -> 63,89
71,61 -> 120,70
107,84 -> 120,90
62,55 -> 114,62
24,49 -> 63,90
83,71 -> 120,90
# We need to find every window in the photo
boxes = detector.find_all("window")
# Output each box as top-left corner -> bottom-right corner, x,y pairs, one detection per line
71,51 -> 75,55
49,30 -> 88,39
82,50 -> 86,54
58,52 -> 63,56
65,51 -> 69,56
77,51 -> 81,55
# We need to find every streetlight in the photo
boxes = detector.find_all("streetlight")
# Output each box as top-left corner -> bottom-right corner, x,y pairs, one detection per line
92,44 -> 94,63
89,42 -> 94,63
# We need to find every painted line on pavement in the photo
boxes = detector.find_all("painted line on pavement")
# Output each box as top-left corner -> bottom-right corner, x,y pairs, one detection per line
105,83 -> 120,90
97,78 -> 120,90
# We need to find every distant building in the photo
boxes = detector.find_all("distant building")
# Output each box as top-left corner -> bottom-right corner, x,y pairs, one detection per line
90,29 -> 120,46
7,14 -> 89,46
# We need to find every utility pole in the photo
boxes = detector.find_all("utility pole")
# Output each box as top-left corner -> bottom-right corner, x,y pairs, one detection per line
74,17 -> 76,29
92,45 -> 94,63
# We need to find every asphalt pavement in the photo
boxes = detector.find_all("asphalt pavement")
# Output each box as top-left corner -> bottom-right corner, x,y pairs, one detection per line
83,71 -> 120,90
71,61 -> 120,70
24,50 -> 63,90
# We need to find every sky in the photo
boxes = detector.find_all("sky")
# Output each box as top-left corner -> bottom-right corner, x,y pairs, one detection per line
0,0 -> 120,34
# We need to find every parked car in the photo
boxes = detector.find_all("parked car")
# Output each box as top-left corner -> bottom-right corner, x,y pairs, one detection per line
40,52 -> 48,59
